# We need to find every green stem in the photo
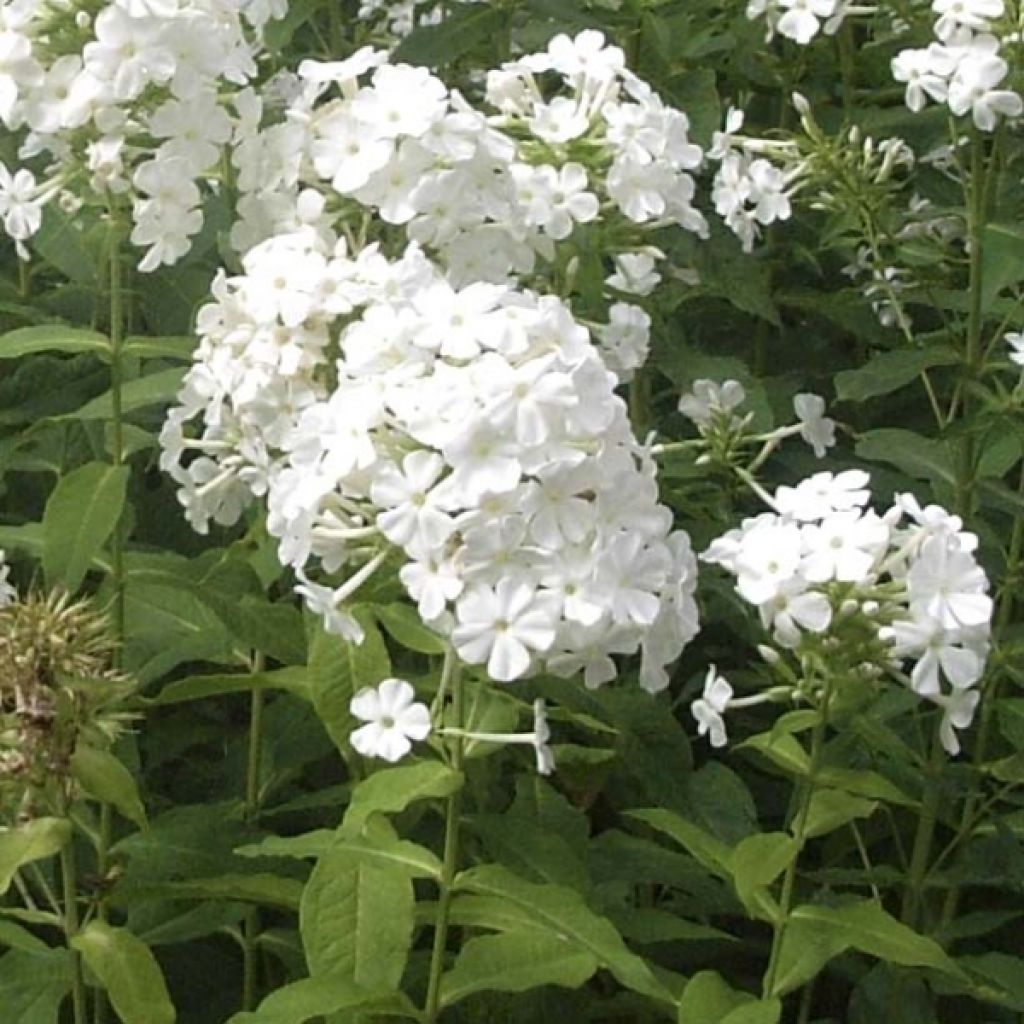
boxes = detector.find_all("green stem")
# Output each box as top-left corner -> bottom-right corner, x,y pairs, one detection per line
899,727 -> 946,928
423,648 -> 464,1024
60,823 -> 89,1024
762,685 -> 830,999
108,217 -> 126,653
242,656 -> 266,1012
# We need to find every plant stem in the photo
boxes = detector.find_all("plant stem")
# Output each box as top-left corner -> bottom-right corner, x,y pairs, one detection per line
762,684 -> 830,999
242,655 -> 266,1012
60,825 -> 89,1024
423,648 -> 464,1024
899,726 -> 946,928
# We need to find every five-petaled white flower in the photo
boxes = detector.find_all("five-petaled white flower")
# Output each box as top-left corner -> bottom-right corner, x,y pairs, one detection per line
349,678 -> 432,762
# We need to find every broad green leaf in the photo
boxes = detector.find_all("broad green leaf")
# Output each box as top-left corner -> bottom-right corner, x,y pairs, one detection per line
112,875 -> 303,912
816,768 -> 915,807
804,789 -> 877,839
393,3 -> 503,65
729,833 -> 795,919
69,368 -> 186,419
149,668 -> 309,705
855,429 -> 955,489
0,326 -> 109,360
0,948 -> 72,1024
627,808 -> 733,881
344,761 -> 462,833
677,970 -> 754,1022
771,900 -> 966,996
71,746 -> 148,829
834,346 -> 959,402
32,205 -> 101,283
300,851 -> 414,988
440,930 -> 598,1007
225,976 -> 419,1024
372,602 -> 446,654
721,1000 -> 782,1024
235,831 -> 336,861
455,864 -> 672,1004
470,814 -> 588,890
72,921 -> 175,1024
0,919 -> 51,954
240,831 -> 441,880
981,223 -> 1024,309
307,608 -> 390,754
0,818 -> 72,897
42,461 -> 128,593
739,731 -> 809,776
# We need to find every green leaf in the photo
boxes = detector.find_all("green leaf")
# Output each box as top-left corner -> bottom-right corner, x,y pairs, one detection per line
72,921 -> 175,1024
981,223 -> 1024,310
372,602 -> 446,654
299,851 -> 414,988
225,976 -> 419,1024
627,808 -> 733,881
678,971 -> 756,1022
855,429 -> 955,489
440,930 -> 598,1007
42,461 -> 128,593
69,368 -> 186,419
71,746 -> 148,829
721,1000 -> 782,1024
234,831 -> 336,861
738,731 -> 809,777
0,919 -> 51,954
393,3 -> 503,65
112,875 -> 303,912
0,326 -> 109,360
307,608 -> 390,755
344,761 -> 463,833
454,864 -> 672,1004
729,833 -> 795,919
0,819 -> 72,897
771,900 -> 966,996
803,789 -> 877,839
0,949 -> 73,1024
834,346 -> 960,402
120,336 -> 195,361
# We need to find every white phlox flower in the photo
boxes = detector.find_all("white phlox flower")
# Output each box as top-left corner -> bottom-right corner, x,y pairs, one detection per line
692,665 -> 733,747
0,551 -> 16,607
349,678 -> 432,762
793,392 -> 836,458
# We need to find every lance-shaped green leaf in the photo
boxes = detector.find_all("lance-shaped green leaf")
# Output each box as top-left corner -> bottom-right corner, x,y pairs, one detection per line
0,818 -> 72,897
454,864 -> 672,1004
300,851 -> 414,988
0,948 -> 73,1024
307,608 -> 390,755
72,921 -> 176,1024
42,461 -> 128,593
678,970 -> 755,1022
225,976 -> 420,1024
729,833 -> 796,919
111,875 -> 303,912
440,930 -> 598,1007
803,789 -> 877,839
344,761 -> 462,833
71,746 -> 148,829
0,919 -> 51,954
834,345 -> 960,402
771,900 -> 967,996
70,368 -> 187,419
626,808 -> 733,881
0,326 -> 110,359
149,668 -> 309,705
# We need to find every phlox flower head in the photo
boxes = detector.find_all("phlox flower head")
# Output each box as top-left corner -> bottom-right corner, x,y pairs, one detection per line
698,471 -> 992,754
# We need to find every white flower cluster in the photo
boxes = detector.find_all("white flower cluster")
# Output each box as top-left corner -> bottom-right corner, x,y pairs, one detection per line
0,0 -> 281,267
229,31 -> 709,372
699,470 -> 992,754
161,230 -> 699,689
707,108 -> 801,252
892,0 -> 1022,130
746,0 -> 864,45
